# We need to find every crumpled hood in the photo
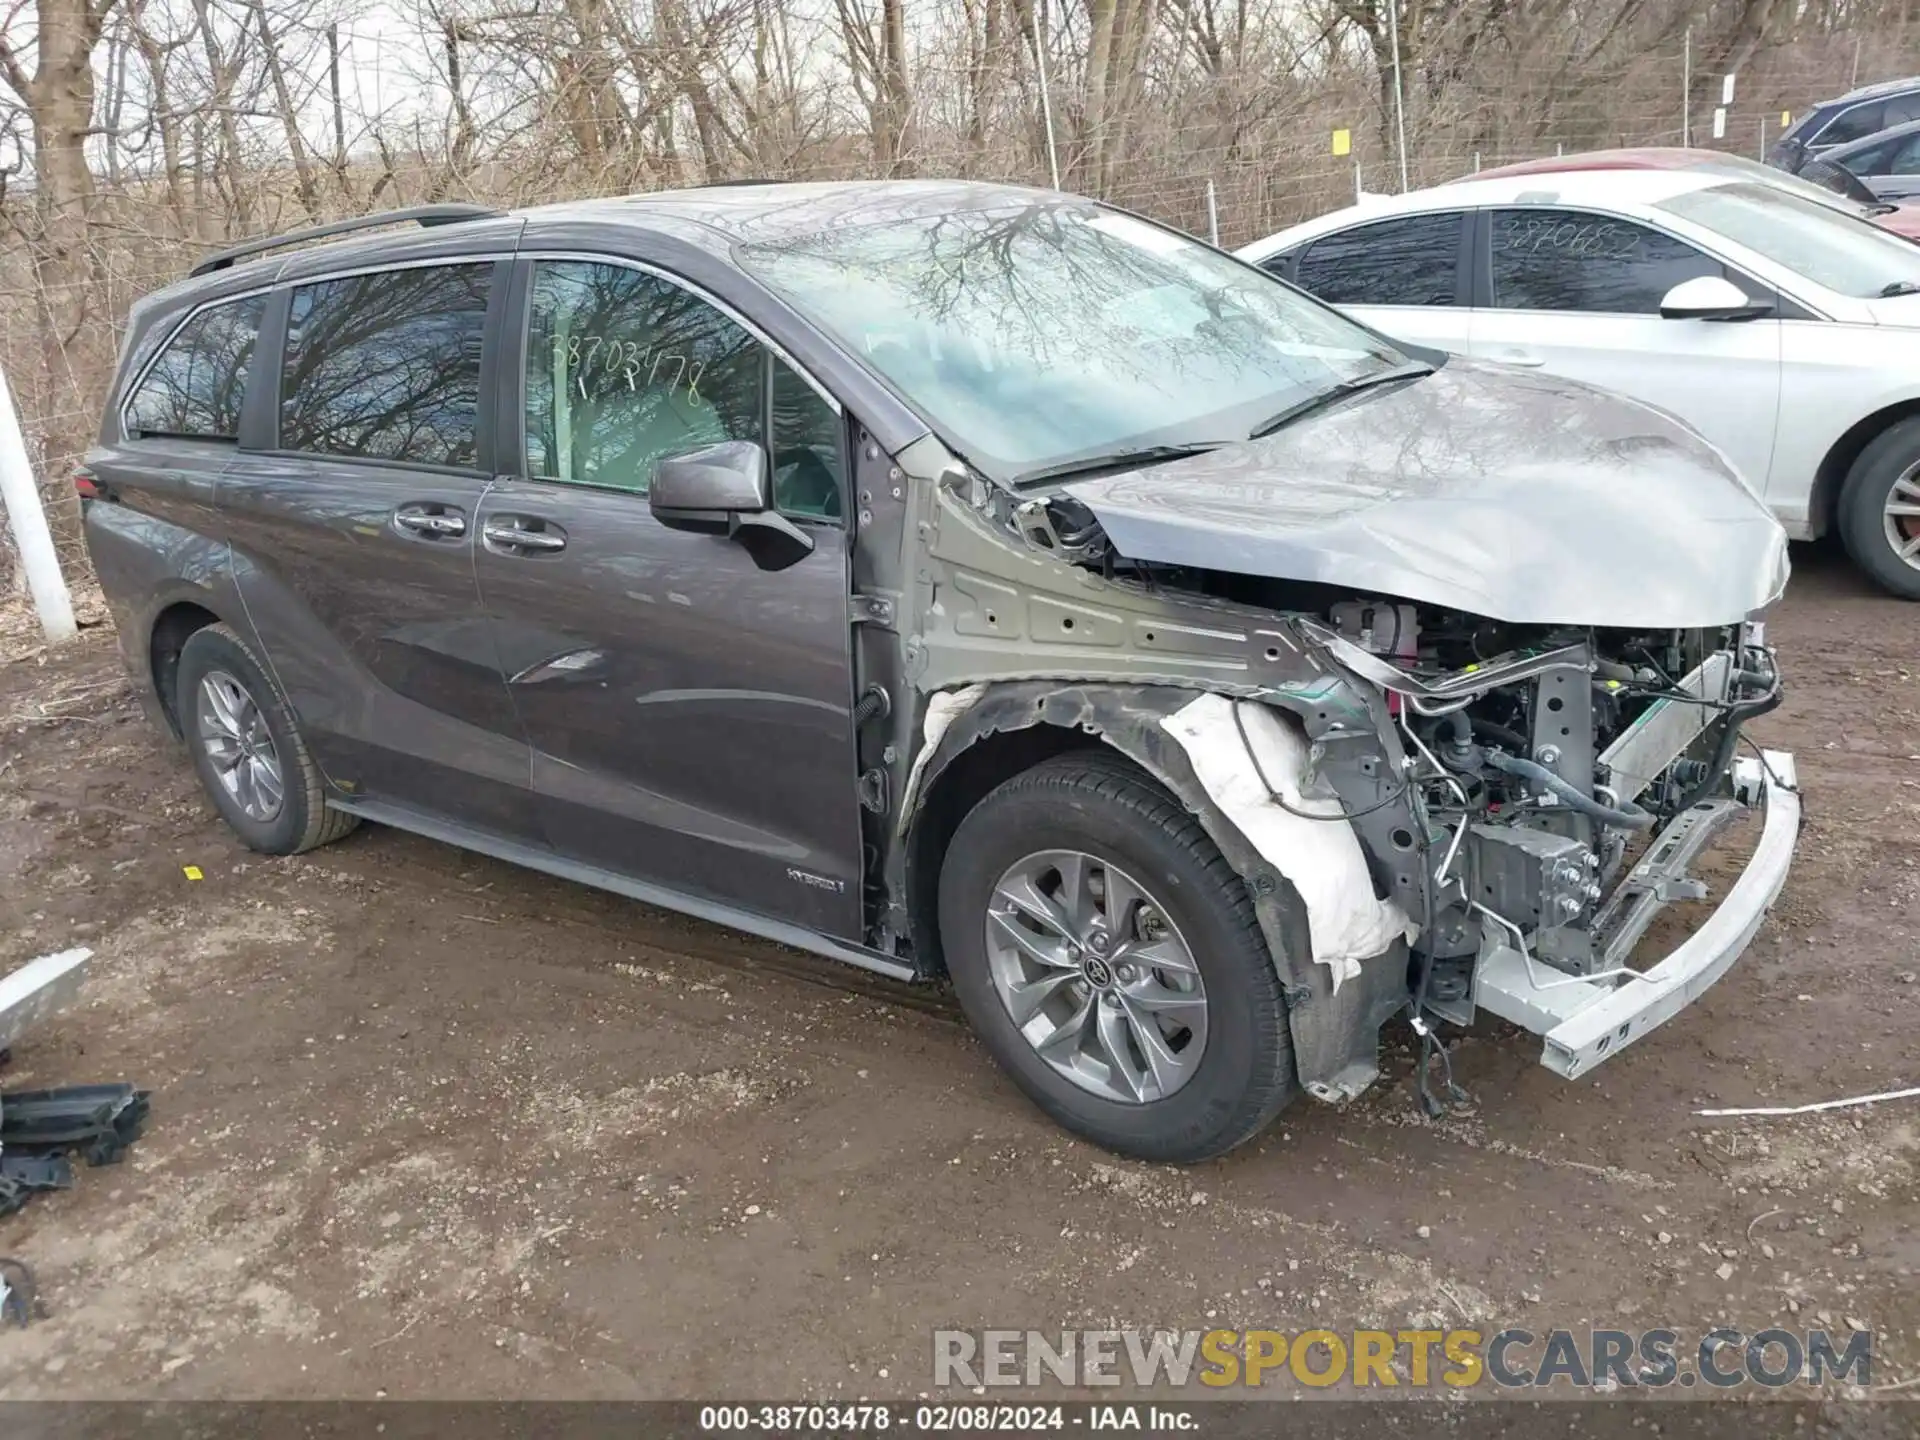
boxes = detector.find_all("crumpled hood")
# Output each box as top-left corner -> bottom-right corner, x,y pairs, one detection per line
1064,360 -> 1789,627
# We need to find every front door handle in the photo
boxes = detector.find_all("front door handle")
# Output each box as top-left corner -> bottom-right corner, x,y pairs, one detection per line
1493,348 -> 1547,368
483,517 -> 568,555
393,503 -> 466,538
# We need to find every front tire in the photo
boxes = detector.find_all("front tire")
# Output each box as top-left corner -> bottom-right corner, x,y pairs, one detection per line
938,753 -> 1297,1163
175,623 -> 358,855
1837,419 -> 1920,600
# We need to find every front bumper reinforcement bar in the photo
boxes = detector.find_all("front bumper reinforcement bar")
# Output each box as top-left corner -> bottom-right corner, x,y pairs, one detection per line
1473,751 -> 1799,1079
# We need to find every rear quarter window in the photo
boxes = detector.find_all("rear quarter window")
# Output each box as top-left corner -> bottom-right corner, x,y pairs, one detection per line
1294,213 -> 1463,306
123,294 -> 266,440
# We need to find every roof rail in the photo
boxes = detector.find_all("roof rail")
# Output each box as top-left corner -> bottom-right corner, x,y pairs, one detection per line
187,203 -> 506,278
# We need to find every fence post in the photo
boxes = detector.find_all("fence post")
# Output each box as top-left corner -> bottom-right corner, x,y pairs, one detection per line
1031,1 -> 1061,191
0,367 -> 78,646
1683,27 -> 1692,147
1205,178 -> 1219,247
1385,0 -> 1410,192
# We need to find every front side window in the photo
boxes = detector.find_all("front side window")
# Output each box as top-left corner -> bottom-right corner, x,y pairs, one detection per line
1817,100 -> 1886,146
525,261 -> 763,498
1490,210 -> 1720,313
1655,181 -> 1920,298
738,202 -> 1404,484
1295,213 -> 1463,306
125,294 -> 265,440
280,264 -> 491,467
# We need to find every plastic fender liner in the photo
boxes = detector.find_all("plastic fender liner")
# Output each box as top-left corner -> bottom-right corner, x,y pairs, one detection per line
905,680 -> 1408,1100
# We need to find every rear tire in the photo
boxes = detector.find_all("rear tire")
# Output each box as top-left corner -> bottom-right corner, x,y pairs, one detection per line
175,623 -> 358,855
937,753 -> 1297,1163
1837,418 -> 1920,600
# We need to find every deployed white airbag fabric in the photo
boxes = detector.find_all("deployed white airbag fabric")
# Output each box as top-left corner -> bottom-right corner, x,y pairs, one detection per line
1160,694 -> 1414,988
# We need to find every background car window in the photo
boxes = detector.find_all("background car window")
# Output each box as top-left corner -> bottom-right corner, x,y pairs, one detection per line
1885,93 -> 1920,127
1817,100 -> 1886,146
1845,135 -> 1902,174
526,261 -> 762,496
1294,213 -> 1462,305
280,265 -> 490,467
125,294 -> 264,440
1489,210 -> 1720,313
770,358 -> 843,521
1884,133 -> 1920,175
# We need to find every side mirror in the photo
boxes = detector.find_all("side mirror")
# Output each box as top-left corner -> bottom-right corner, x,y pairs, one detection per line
649,439 -> 814,572
1659,275 -> 1774,322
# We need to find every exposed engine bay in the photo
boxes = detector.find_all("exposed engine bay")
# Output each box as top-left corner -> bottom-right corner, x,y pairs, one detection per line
887,437 -> 1800,1106
1301,598 -> 1780,966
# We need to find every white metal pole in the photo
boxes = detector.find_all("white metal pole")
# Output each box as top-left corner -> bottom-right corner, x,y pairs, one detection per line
1683,28 -> 1691,147
1205,178 -> 1219,246
1386,0 -> 1409,192
1031,1 -> 1061,192
0,367 -> 78,646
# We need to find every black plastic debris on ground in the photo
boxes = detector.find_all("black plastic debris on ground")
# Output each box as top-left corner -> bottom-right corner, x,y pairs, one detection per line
0,1084 -> 151,1219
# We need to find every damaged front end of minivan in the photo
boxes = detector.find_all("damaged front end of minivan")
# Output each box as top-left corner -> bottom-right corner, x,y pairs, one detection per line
857,366 -> 1800,1111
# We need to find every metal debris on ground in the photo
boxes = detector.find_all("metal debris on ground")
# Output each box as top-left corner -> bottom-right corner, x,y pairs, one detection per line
0,1086 -> 151,1217
0,1257 -> 36,1328
1695,1085 -> 1920,1118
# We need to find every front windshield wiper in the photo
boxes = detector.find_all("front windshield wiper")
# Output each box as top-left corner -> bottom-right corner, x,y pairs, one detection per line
1011,442 -> 1227,488
1248,362 -> 1434,440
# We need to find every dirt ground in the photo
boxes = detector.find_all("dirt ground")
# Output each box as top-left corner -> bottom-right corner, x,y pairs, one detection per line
0,543 -> 1914,1407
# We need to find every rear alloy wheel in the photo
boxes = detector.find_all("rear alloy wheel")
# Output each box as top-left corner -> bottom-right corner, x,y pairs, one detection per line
939,753 -> 1298,1163
1837,419 -> 1920,599
174,623 -> 359,855
194,669 -> 286,824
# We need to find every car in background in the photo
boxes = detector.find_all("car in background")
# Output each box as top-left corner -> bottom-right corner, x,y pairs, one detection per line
1799,116 -> 1920,202
1768,75 -> 1920,172
1238,169 -> 1920,597
1466,146 -> 1920,241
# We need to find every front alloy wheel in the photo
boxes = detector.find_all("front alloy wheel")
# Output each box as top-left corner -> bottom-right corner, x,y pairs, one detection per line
985,849 -> 1207,1104
938,753 -> 1299,1163
1883,461 -> 1920,575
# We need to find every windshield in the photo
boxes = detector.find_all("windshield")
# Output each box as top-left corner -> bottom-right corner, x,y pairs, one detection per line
737,202 -> 1406,482
1656,181 -> 1920,297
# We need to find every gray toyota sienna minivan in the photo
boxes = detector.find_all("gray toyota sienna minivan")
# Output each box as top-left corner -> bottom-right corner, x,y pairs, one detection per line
83,182 -> 1800,1162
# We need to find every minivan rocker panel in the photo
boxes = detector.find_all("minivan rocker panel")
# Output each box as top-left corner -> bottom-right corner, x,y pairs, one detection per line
83,183 -> 1800,1164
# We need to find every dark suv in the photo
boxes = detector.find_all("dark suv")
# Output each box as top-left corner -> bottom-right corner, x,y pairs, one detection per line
1769,75 -> 1920,172
84,183 -> 1800,1163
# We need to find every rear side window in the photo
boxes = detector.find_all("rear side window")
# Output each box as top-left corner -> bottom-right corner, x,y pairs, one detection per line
1295,213 -> 1462,306
125,294 -> 265,440
279,264 -> 491,468
1489,210 -> 1720,314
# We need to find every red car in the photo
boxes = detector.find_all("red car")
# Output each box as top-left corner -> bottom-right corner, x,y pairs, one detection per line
1460,146 -> 1920,241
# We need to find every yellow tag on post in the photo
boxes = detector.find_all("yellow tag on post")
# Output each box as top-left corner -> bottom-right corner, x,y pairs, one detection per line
1332,129 -> 1352,157
182,865 -> 203,881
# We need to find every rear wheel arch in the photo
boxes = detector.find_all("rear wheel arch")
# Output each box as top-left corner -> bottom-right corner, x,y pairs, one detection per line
149,599 -> 226,737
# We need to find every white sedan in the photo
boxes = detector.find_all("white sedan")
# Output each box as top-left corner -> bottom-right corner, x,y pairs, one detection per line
1237,169 -> 1920,597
